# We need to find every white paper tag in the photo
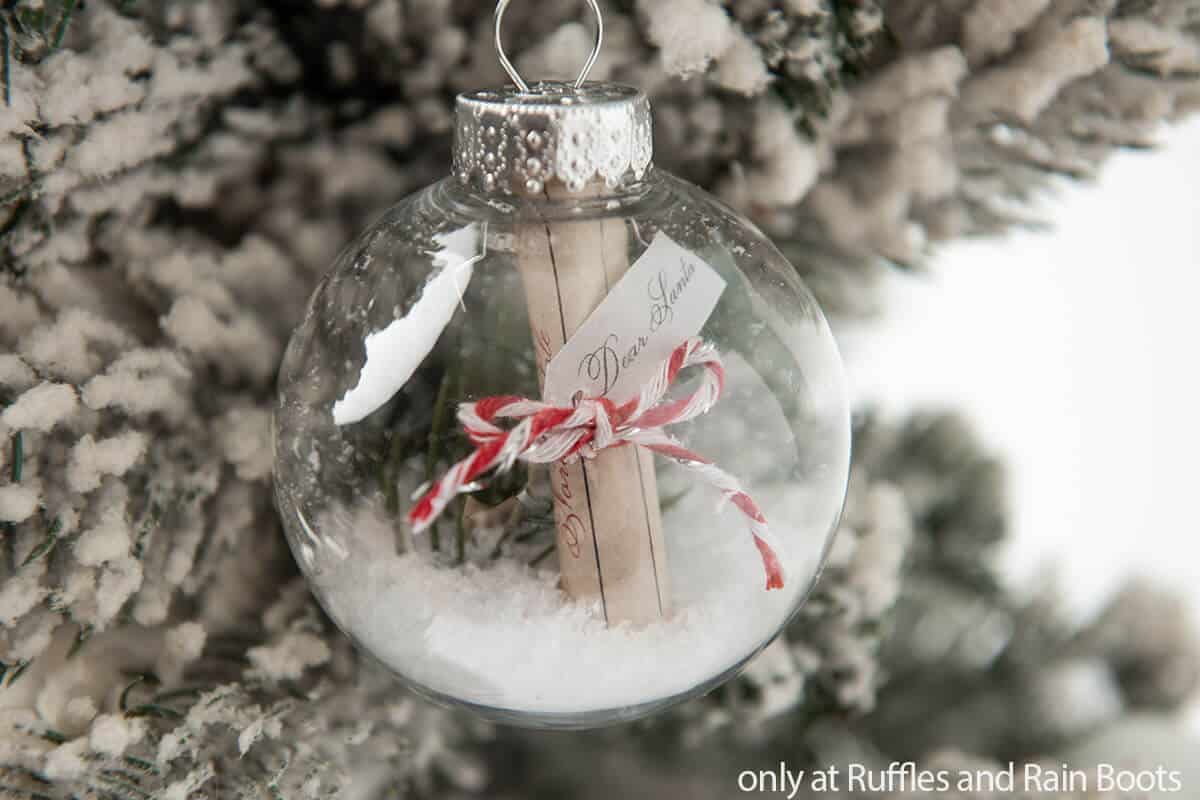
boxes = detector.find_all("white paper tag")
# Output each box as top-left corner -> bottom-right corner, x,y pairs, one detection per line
544,233 -> 726,405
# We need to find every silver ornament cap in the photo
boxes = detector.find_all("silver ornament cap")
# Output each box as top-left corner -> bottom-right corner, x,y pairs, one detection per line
452,82 -> 653,196
453,0 -> 652,196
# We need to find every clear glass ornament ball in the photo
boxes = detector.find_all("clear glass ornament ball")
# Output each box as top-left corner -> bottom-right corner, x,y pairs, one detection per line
273,165 -> 851,728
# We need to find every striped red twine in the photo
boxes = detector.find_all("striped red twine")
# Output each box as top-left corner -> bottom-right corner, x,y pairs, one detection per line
407,337 -> 785,590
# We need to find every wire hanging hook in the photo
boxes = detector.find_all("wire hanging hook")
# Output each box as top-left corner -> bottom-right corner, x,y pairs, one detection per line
494,0 -> 604,94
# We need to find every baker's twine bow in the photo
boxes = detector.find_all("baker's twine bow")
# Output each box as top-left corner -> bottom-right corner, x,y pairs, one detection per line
407,337 -> 785,590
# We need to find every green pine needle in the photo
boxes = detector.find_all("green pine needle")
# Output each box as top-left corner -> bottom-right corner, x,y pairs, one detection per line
151,686 -> 205,704
119,674 -> 150,712
11,431 -> 22,483
119,676 -> 182,719
0,199 -> 32,248
121,756 -> 159,775
125,702 -> 183,720
2,17 -> 11,108
6,660 -> 30,685
21,517 -> 61,567
66,624 -> 93,659
50,0 -> 78,50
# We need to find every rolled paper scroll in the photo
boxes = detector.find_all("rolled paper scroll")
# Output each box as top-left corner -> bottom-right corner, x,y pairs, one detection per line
515,186 -> 670,626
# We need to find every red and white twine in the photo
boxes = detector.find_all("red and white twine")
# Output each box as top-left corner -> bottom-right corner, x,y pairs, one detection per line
407,337 -> 785,590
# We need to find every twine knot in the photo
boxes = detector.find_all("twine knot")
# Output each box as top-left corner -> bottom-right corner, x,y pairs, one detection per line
407,337 -> 785,590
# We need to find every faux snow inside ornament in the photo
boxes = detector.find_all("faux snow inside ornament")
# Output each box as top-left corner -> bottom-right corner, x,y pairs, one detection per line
273,0 -> 851,729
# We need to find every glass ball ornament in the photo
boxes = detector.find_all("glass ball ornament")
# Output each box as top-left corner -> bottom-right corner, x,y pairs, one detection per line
273,77 -> 850,728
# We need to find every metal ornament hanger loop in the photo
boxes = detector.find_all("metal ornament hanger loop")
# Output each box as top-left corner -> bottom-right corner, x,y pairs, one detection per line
494,0 -> 604,94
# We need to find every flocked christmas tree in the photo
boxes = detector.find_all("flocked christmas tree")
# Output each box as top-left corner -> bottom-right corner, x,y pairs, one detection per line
1,0 -> 1198,797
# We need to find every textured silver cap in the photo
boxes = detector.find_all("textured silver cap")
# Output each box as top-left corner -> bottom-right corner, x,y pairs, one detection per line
452,81 -> 653,197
